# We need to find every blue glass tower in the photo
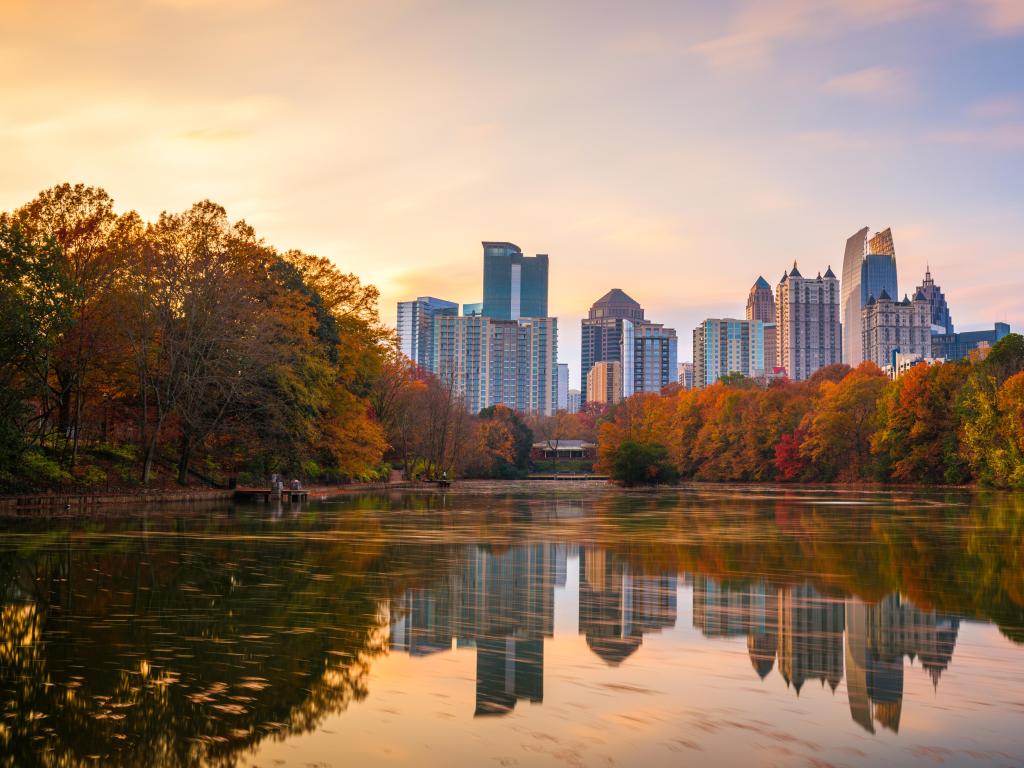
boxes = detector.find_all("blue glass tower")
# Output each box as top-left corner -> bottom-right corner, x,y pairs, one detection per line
482,241 -> 548,320
861,253 -> 898,304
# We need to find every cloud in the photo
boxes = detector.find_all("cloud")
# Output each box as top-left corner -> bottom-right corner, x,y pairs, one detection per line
823,66 -> 909,96
966,95 -> 1024,119
692,0 -> 932,68
927,125 -> 1024,147
976,0 -> 1024,34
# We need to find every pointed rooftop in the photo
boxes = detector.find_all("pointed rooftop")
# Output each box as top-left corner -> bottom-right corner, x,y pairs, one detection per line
824,265 -> 836,279
593,288 -> 640,307
878,288 -> 892,302
789,261 -> 802,278
753,276 -> 771,290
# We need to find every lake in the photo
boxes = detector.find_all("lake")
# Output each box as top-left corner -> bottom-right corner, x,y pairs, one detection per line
1,482 -> 1022,767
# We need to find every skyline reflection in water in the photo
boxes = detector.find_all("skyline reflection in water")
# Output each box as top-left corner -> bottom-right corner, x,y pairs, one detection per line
1,484 -> 1022,767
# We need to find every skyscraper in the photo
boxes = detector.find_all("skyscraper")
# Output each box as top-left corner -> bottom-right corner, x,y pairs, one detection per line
692,318 -> 766,388
586,361 -> 622,405
746,276 -> 775,322
432,315 -> 558,415
580,289 -> 645,403
556,363 -> 569,411
747,276 -> 777,371
862,290 -> 931,370
566,389 -> 581,414
776,262 -> 842,381
396,296 -> 459,368
621,320 -> 677,397
677,361 -> 694,390
841,227 -> 898,366
482,241 -> 549,320
915,267 -> 954,334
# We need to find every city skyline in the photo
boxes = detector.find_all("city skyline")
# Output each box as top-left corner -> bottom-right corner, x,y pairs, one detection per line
3,2 -> 1022,384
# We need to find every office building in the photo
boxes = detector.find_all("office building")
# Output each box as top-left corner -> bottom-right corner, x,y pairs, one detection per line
432,315 -> 558,415
556,363 -> 569,411
566,389 -> 581,414
396,296 -> 459,369
586,361 -> 623,405
677,361 -> 694,390
862,289 -> 932,370
621,320 -> 678,397
580,289 -> 645,403
482,241 -> 548,320
463,301 -> 483,317
842,227 -> 898,366
932,323 -> 1011,361
692,318 -> 766,388
776,263 -> 842,381
747,277 -> 777,371
914,267 -> 954,334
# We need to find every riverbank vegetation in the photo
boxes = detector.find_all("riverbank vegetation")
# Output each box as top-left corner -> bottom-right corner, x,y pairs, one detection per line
0,185 -> 554,491
598,334 -> 1024,488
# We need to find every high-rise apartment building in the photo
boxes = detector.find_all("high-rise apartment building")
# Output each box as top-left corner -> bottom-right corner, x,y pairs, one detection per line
932,323 -> 1011,361
862,289 -> 932,370
566,389 -> 581,414
841,227 -> 898,366
586,361 -> 623,405
621,320 -> 677,397
396,296 -> 459,368
692,319 -> 766,388
557,363 -> 569,411
776,262 -> 842,381
482,241 -> 548,320
677,361 -> 694,390
580,289 -> 645,403
432,315 -> 558,415
915,267 -> 954,334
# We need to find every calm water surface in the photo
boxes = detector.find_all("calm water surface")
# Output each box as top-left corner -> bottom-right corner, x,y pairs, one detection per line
2,483 -> 1023,767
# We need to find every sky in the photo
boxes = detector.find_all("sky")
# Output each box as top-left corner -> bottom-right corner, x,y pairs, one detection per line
3,0 -> 1023,386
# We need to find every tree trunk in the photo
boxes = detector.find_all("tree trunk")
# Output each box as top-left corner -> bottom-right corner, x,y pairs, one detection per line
142,435 -> 157,485
177,433 -> 192,486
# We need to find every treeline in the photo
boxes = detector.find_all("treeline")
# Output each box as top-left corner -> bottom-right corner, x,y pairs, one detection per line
598,334 -> 1024,488
0,184 -> 587,490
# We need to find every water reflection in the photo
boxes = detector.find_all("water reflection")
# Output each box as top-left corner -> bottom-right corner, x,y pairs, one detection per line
0,485 -> 1022,766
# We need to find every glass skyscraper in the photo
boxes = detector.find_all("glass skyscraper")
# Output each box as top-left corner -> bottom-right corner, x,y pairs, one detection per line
481,241 -> 549,320
580,289 -> 645,403
841,227 -> 898,366
396,296 -> 459,369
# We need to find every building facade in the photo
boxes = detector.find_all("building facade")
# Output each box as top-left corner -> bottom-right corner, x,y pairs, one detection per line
557,363 -> 569,412
580,289 -> 645,403
677,361 -> 694,390
776,262 -> 842,381
482,241 -> 548,320
841,227 -> 898,366
566,389 -> 581,414
621,320 -> 678,397
692,319 -> 766,388
396,296 -> 459,369
861,289 -> 932,370
914,267 -> 954,334
432,315 -> 558,415
932,322 -> 1011,361
586,361 -> 623,405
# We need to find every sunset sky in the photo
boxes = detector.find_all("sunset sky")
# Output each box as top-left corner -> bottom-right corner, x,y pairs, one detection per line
3,0 -> 1023,382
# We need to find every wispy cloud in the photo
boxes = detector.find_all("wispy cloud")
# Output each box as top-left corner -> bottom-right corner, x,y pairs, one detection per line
692,0 -> 932,68
967,95 -> 1024,119
823,66 -> 909,97
928,125 -> 1024,147
976,0 -> 1024,34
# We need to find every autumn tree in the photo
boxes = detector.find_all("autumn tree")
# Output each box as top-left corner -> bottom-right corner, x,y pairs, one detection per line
798,363 -> 889,481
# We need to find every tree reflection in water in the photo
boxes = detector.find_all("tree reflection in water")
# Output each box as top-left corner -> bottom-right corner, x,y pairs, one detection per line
0,486 -> 1021,765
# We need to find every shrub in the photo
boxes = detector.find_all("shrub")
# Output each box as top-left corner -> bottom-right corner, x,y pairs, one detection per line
607,440 -> 678,487
19,451 -> 73,485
